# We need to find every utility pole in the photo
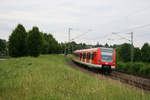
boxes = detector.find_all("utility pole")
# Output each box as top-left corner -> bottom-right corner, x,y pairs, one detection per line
68,28 -> 72,54
130,32 -> 134,63
64,28 -> 72,56
68,28 -> 72,42
112,32 -> 134,63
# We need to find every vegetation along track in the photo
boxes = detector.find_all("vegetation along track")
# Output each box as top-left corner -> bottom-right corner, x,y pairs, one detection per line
66,56 -> 150,92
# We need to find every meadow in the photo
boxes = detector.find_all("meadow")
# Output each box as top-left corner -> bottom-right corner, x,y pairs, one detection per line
0,54 -> 149,100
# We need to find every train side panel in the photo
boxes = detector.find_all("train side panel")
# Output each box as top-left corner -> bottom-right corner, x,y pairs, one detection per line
72,47 -> 116,73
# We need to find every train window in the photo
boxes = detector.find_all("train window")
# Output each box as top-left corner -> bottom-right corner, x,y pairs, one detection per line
92,53 -> 95,60
85,53 -> 87,59
87,53 -> 89,59
87,53 -> 90,59
83,53 -> 84,59
83,53 -> 85,59
90,53 -> 92,60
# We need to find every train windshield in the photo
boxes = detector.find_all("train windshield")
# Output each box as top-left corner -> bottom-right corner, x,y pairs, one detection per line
100,48 -> 113,62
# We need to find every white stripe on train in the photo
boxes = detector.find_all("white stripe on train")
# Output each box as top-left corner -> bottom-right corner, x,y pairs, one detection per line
73,59 -> 115,69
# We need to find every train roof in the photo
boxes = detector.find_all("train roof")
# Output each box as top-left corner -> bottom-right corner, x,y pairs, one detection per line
73,47 -> 114,53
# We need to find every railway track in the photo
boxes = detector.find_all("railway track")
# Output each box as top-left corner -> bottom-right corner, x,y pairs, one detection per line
66,58 -> 150,92
110,71 -> 150,91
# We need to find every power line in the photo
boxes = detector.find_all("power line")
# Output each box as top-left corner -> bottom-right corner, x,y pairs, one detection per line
71,29 -> 92,41
115,23 -> 150,34
68,28 -> 72,42
65,6 -> 150,46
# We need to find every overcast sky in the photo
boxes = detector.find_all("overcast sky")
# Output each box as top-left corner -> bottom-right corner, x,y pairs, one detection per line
0,0 -> 150,47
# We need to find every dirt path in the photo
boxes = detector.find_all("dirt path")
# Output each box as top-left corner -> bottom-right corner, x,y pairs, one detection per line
0,59 -> 7,60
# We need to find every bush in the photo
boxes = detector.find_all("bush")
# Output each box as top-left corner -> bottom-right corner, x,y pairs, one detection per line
139,64 -> 150,77
116,62 -> 150,77
116,62 -> 127,71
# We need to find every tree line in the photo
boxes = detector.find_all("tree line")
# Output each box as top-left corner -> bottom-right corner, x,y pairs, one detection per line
116,43 -> 150,62
1,24 -> 150,61
8,24 -> 61,57
6,24 -> 90,57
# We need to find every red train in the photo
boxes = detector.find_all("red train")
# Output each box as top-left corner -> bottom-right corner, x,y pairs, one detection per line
72,47 -> 116,73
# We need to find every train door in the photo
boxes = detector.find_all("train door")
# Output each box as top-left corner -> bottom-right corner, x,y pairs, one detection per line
81,52 -> 83,62
83,52 -> 85,62
85,52 -> 87,63
86,52 -> 90,63
92,52 -> 96,64
90,52 -> 92,64
80,53 -> 82,61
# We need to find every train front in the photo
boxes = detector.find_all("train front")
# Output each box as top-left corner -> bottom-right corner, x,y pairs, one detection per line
99,47 -> 116,73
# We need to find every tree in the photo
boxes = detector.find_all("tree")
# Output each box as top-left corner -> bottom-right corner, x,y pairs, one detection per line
45,34 -> 59,54
105,43 -> 109,47
0,39 -> 7,56
134,47 -> 141,62
27,27 -> 42,57
95,42 -> 103,47
118,43 -> 131,62
141,43 -> 150,62
40,33 -> 49,54
59,42 -> 66,54
8,24 -> 27,57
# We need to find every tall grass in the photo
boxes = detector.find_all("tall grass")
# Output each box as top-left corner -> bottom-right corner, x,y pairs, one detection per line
0,55 -> 149,100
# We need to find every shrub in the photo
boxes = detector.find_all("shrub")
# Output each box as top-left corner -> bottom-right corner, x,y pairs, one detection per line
139,64 -> 150,77
116,62 -> 150,77
116,62 -> 127,71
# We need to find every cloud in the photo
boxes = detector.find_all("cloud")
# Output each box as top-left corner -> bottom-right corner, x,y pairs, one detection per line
0,0 -> 150,47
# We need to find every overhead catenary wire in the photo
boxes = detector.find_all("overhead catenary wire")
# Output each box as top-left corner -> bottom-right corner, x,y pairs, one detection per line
71,29 -> 92,41
116,23 -> 150,34
66,5 -> 150,47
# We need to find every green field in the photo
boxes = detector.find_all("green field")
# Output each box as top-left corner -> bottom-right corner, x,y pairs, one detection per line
0,55 -> 149,100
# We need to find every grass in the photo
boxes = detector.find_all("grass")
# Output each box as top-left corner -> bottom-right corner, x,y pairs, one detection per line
0,54 -> 150,100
